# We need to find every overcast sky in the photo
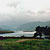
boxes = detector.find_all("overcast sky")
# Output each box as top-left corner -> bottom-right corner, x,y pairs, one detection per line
0,0 -> 50,26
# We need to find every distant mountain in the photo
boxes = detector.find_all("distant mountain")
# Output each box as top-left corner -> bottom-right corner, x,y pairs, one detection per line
0,28 -> 11,31
0,21 -> 50,31
16,21 -> 50,31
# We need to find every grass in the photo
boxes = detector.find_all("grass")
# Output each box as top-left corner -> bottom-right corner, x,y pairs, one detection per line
0,38 -> 20,42
0,39 -> 50,50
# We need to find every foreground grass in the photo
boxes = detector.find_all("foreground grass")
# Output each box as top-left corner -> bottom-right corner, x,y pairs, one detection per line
0,39 -> 50,50
0,38 -> 20,42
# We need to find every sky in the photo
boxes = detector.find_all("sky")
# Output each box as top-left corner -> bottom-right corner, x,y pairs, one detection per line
0,0 -> 50,27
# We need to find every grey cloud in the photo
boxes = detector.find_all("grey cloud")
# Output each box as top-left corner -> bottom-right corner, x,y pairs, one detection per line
8,1 -> 20,8
0,11 -> 50,28
38,11 -> 47,14
27,11 -> 35,14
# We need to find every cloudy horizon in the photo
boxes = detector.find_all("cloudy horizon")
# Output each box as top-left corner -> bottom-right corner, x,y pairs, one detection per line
0,0 -> 50,28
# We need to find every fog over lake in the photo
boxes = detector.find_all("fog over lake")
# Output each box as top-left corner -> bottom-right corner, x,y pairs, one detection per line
0,31 -> 36,37
0,31 -> 45,38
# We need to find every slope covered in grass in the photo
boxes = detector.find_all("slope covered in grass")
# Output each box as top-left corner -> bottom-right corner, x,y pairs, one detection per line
0,39 -> 50,50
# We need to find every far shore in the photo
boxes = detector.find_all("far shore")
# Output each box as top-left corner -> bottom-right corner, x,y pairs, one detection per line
0,31 -> 14,34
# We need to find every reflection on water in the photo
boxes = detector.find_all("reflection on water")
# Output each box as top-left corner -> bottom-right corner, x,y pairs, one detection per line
0,31 -> 36,37
0,31 -> 45,38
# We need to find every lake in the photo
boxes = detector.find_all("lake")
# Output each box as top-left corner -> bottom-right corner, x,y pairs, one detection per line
0,31 -> 36,37
0,31 -> 45,38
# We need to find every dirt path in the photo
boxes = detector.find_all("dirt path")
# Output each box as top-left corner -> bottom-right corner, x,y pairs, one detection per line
16,39 -> 30,42
16,39 -> 43,42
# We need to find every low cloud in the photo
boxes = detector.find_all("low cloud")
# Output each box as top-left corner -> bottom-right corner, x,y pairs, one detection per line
8,2 -> 20,8
0,0 -> 50,28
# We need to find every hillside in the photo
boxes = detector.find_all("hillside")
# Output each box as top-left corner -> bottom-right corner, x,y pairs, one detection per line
16,21 -> 50,31
0,28 -> 14,33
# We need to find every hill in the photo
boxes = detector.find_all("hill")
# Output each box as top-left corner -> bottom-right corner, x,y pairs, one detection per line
16,21 -> 50,31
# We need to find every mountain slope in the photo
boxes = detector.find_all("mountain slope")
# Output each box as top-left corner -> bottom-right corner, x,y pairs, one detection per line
16,21 -> 50,31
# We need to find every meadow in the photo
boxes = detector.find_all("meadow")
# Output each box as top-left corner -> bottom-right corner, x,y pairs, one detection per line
0,38 -> 50,50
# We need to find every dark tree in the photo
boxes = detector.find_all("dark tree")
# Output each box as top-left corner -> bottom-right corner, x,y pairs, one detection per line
34,26 -> 50,39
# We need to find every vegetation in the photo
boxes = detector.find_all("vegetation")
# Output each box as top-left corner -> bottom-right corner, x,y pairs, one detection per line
34,26 -> 50,38
0,31 -> 14,34
0,38 -> 21,42
0,39 -> 50,50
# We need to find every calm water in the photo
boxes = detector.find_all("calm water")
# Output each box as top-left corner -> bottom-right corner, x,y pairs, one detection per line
0,31 -> 45,38
0,31 -> 36,37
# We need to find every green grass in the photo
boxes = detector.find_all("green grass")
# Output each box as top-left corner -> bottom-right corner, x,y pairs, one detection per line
0,39 -> 50,50
0,38 -> 21,42
20,39 -> 50,50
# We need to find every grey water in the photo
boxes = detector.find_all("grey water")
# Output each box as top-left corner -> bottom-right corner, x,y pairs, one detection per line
0,31 -> 35,37
0,31 -> 45,38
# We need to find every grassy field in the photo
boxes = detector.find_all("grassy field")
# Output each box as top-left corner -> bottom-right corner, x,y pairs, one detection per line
0,39 -> 50,50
